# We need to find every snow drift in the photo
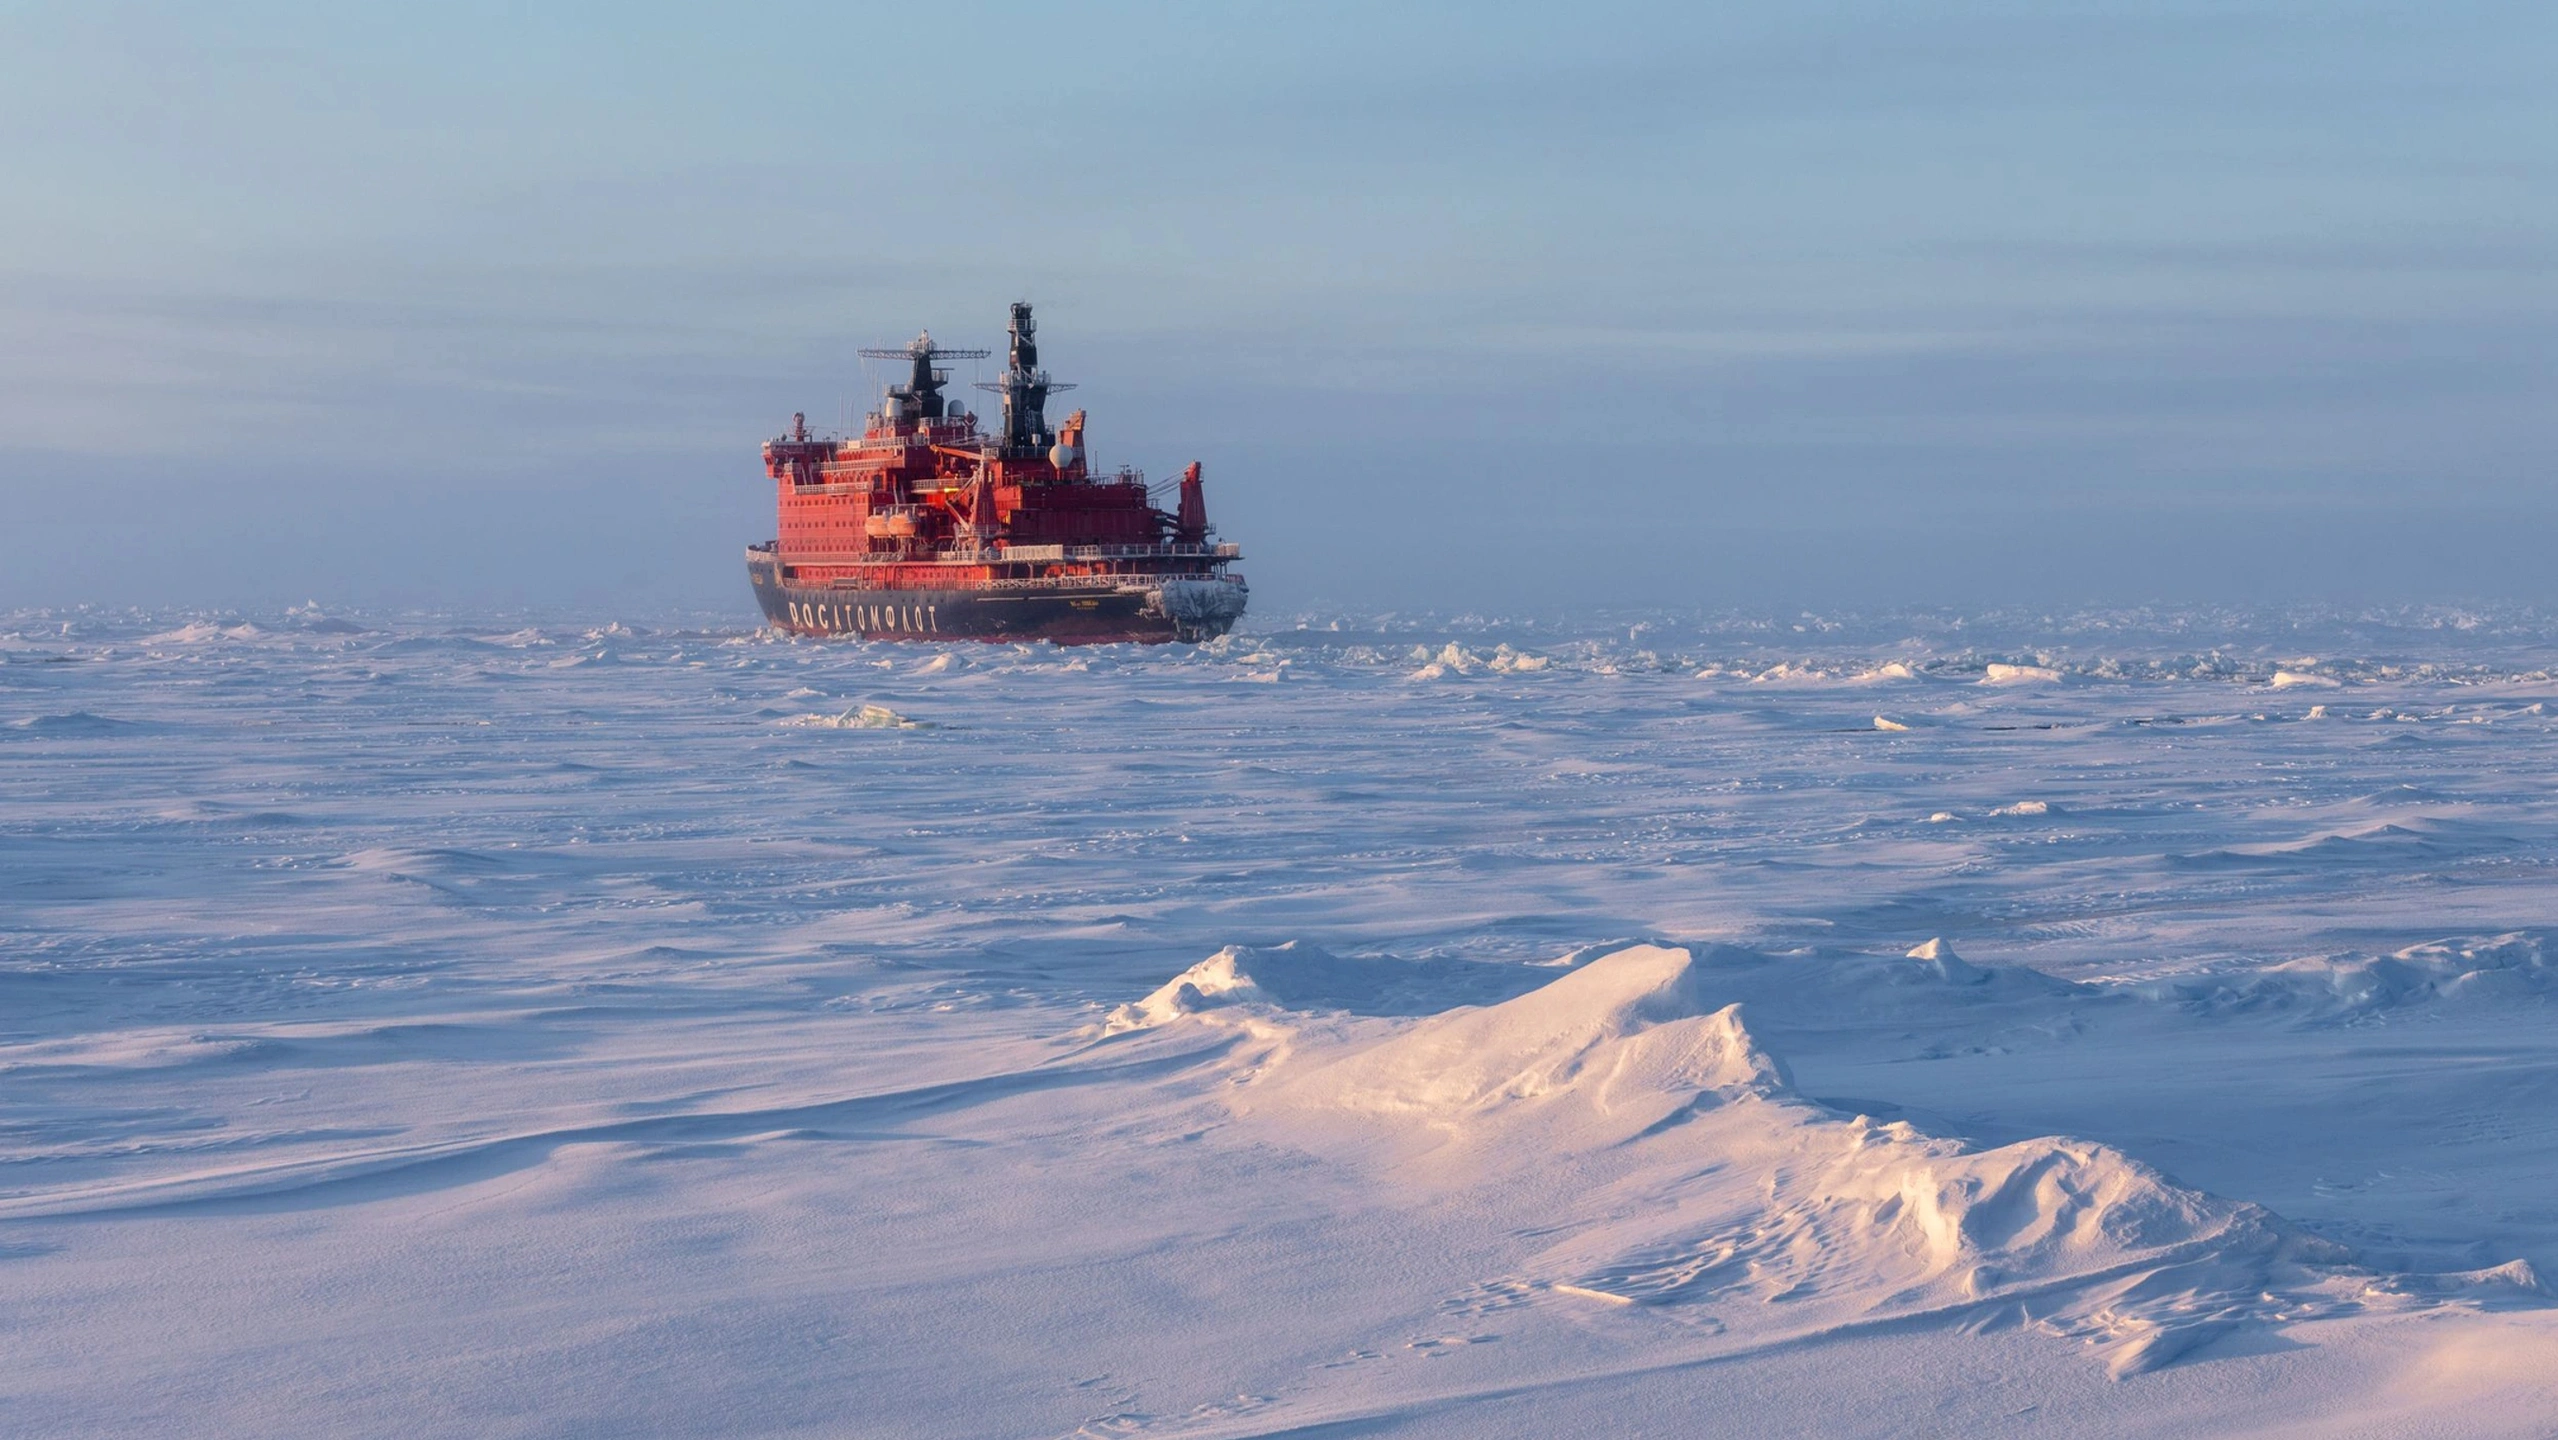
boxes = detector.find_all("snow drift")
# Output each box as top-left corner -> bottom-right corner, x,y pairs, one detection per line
1106,941 -> 1558,1031
1126,944 -> 2544,1376
2140,931 -> 2558,1017
781,703 -> 932,729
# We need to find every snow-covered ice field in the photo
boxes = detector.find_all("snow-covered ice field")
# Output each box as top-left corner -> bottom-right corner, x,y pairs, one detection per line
7,607 -> 2558,1437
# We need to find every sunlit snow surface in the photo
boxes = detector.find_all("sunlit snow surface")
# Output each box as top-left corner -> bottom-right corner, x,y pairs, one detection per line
8,606 -> 2558,1437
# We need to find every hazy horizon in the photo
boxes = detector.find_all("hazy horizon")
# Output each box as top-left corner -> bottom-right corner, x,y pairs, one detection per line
6,2 -> 2552,617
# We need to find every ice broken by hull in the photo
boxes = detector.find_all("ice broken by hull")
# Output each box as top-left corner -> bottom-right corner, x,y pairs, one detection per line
747,547 -> 1246,644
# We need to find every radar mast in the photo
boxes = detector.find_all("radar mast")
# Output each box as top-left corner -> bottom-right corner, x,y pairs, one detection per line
976,303 -> 1075,454
859,331 -> 989,426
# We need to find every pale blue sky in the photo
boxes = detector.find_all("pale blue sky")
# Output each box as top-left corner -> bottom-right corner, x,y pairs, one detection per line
4,2 -> 2552,612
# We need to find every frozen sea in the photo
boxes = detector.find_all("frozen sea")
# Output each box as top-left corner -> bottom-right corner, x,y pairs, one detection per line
6,605 -> 2558,1437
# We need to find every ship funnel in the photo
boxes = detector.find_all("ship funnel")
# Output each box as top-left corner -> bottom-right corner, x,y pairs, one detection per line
1175,461 -> 1209,545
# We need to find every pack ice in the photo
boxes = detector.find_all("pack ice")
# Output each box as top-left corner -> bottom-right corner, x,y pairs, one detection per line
7,607 -> 2558,1438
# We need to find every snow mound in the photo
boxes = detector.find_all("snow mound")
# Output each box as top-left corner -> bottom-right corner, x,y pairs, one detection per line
1405,642 -> 1547,679
1212,945 -> 2524,1376
1105,942 -> 1548,1032
5,711 -> 140,738
1982,663 -> 2064,684
2171,818 -> 2515,873
140,621 -> 265,644
1110,946 -> 1285,1030
1552,1119 -> 2437,1378
1907,936 -> 1989,984
1269,946 -> 1791,1133
2140,932 -> 2558,1016
782,704 -> 932,730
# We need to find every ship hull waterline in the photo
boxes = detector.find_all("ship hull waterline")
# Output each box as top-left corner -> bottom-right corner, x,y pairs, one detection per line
748,559 -> 1243,645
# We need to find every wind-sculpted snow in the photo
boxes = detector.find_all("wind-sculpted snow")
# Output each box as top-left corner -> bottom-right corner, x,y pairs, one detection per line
1121,944 -> 2544,1383
9,605 -> 2558,1436
779,702 -> 934,729
2136,930 -> 2558,1017
1107,942 -> 1558,1030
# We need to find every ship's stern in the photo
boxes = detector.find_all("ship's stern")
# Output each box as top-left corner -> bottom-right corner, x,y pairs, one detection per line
1152,576 -> 1249,642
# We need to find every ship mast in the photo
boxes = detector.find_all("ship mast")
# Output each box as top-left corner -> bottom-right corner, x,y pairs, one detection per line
858,331 -> 989,428
977,303 -> 1075,456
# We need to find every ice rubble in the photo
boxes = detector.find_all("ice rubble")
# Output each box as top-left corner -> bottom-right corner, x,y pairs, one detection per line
2139,932 -> 2558,1016
780,703 -> 932,729
139,621 -> 267,644
1406,642 -> 1549,679
1116,943 -> 2544,1377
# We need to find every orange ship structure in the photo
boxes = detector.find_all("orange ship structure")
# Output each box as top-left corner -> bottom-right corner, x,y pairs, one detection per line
747,304 -> 1247,643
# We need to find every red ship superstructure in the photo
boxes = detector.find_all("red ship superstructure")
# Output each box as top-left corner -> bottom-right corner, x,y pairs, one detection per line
747,304 -> 1247,643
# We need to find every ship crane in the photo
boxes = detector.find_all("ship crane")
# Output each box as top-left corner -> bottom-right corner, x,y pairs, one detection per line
858,331 -> 990,424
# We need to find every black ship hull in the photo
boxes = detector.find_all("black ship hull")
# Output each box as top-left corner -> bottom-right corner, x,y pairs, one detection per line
747,552 -> 1244,645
